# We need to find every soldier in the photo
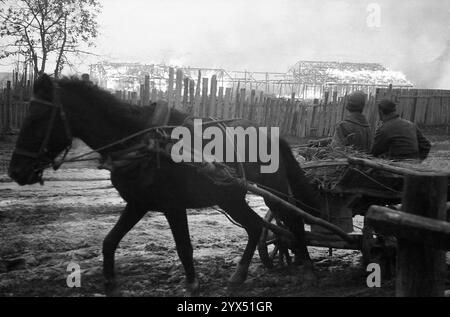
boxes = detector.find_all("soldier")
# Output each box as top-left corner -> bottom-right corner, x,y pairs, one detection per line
330,90 -> 373,152
371,99 -> 431,160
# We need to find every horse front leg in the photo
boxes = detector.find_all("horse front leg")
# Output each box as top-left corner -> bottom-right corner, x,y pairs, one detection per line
102,203 -> 146,292
219,199 -> 263,288
164,208 -> 199,296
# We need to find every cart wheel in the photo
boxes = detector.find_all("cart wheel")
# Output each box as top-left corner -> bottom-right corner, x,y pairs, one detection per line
362,216 -> 397,278
361,220 -> 378,266
258,210 -> 292,268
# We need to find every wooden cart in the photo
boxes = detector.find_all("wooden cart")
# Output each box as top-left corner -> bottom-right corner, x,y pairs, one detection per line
257,157 -> 412,270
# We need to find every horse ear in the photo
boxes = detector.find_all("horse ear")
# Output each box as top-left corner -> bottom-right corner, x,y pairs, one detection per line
33,73 -> 54,99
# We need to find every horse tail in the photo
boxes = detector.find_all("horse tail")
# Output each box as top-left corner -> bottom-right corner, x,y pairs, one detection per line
279,139 -> 321,217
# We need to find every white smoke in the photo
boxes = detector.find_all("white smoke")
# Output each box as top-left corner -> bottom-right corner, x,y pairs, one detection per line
78,0 -> 450,89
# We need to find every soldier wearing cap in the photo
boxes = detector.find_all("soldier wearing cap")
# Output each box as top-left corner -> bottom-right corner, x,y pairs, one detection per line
330,90 -> 373,152
371,99 -> 431,160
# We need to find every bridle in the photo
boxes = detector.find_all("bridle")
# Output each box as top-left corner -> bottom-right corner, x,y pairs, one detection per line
13,83 -> 73,182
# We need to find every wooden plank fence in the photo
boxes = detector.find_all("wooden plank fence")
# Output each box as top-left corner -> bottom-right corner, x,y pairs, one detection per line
2,68 -> 450,138
103,70 -> 450,138
0,80 -> 31,134
376,88 -> 450,131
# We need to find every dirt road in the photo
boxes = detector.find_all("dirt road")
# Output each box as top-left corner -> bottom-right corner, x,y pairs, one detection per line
2,137 -> 448,297
0,167 -> 394,297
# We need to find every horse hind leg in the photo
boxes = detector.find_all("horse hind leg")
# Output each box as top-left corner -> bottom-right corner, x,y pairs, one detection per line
164,208 -> 199,296
218,199 -> 263,288
264,199 -> 317,286
102,203 -> 146,292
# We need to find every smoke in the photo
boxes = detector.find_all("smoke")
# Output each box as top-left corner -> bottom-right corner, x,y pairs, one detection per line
376,0 -> 450,89
406,40 -> 450,89
404,41 -> 450,89
435,42 -> 450,88
88,0 -> 450,88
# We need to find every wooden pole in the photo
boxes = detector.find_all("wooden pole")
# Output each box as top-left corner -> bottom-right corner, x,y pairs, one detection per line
143,75 -> 150,105
151,88 -> 157,103
168,67 -> 174,107
201,78 -> 209,117
366,206 -> 450,250
397,174 -> 447,297
209,75 -> 217,117
183,77 -> 189,111
139,84 -> 144,106
131,91 -> 137,105
239,88 -> 246,118
0,89 -> 4,134
174,69 -> 183,110
242,182 -> 355,243
249,89 -> 256,120
4,81 -> 11,134
188,79 -> 195,114
224,87 -> 232,119
347,157 -> 448,177
217,87 -> 224,119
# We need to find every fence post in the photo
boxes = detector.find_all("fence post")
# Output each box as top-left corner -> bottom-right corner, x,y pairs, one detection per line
239,88 -> 246,118
3,81 -> 12,134
143,75 -> 150,105
194,70 -> 202,116
249,89 -> 256,120
397,174 -> 447,297
168,67 -> 174,108
188,79 -> 195,114
323,90 -> 329,106
209,75 -> 217,117
139,84 -> 144,106
151,88 -> 158,103
224,87 -> 232,119
0,89 -> 3,134
217,87 -> 224,119
201,78 -> 209,117
183,77 -> 189,111
174,69 -> 183,110
131,91 -> 137,105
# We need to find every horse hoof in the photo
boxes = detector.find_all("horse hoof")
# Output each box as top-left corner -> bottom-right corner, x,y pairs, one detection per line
228,275 -> 246,287
228,266 -> 248,288
104,278 -> 118,295
185,279 -> 200,297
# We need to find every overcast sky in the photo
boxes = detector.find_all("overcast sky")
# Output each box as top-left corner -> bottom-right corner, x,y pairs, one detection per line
2,0 -> 450,88
91,0 -> 450,88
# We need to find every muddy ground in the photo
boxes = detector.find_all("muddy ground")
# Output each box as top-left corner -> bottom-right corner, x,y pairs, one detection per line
0,136 -> 448,297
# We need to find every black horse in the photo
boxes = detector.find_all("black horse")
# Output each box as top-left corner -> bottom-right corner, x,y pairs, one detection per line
8,74 -> 321,295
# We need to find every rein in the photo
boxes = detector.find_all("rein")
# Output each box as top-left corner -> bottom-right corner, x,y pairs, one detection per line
54,117 -> 242,167
13,84 -> 73,183
17,85 -> 247,186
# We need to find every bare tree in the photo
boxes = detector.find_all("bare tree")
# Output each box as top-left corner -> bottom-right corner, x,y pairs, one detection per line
0,0 -> 101,78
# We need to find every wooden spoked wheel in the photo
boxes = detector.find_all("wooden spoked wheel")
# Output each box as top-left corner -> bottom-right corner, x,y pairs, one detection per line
361,217 -> 378,266
258,210 -> 293,268
361,214 -> 397,278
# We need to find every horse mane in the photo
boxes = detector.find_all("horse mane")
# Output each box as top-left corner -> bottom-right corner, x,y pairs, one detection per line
57,76 -> 158,129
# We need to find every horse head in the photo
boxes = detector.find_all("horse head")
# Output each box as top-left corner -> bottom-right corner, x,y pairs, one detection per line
8,73 -> 72,185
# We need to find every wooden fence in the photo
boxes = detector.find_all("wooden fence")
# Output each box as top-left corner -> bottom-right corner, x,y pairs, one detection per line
107,69 -> 450,138
367,174 -> 449,297
110,68 -> 374,138
0,80 -> 31,134
376,88 -> 450,129
1,68 -> 450,138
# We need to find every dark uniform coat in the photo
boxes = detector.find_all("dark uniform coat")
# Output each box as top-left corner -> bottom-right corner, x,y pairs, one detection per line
331,112 -> 373,152
371,113 -> 431,160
